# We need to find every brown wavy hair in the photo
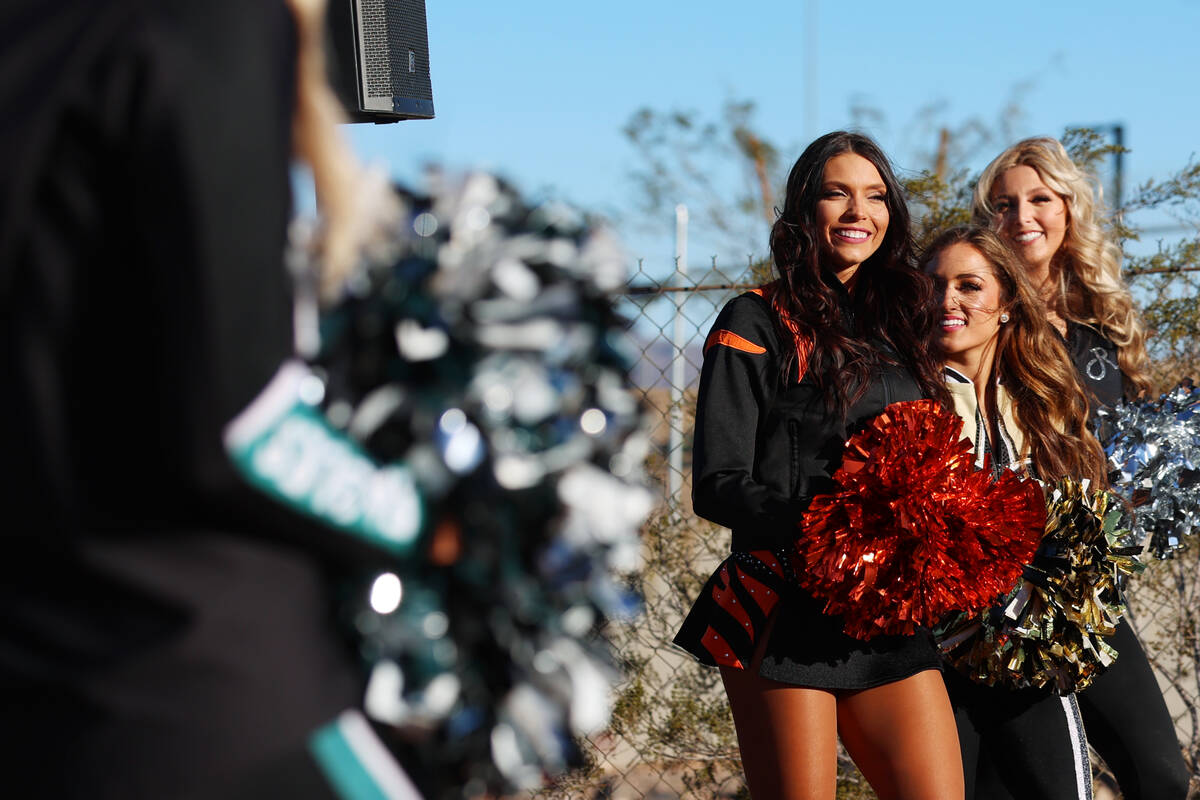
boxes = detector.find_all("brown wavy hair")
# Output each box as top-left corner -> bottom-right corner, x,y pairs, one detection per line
921,225 -> 1107,486
769,131 -> 947,412
973,137 -> 1151,397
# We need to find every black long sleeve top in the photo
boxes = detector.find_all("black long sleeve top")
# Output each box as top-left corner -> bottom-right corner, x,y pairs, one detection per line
691,286 -> 924,552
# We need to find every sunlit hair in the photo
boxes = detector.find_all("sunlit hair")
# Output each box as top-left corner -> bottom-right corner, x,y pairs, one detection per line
972,136 -> 1150,397
921,225 -> 1107,486
769,131 -> 947,412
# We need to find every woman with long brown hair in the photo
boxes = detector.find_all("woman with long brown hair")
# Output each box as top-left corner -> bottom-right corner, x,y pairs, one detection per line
674,131 -> 963,800
974,138 -> 1188,800
923,225 -> 1104,800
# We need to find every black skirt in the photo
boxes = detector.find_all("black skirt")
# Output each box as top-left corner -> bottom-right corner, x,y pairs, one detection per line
673,550 -> 942,691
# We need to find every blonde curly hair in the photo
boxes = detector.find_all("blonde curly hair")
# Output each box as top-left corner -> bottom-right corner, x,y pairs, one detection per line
972,137 -> 1151,397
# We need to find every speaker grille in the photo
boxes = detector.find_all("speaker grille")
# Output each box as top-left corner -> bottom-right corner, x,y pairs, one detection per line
358,0 -> 433,101
332,0 -> 434,120
360,0 -> 391,98
387,1 -> 433,102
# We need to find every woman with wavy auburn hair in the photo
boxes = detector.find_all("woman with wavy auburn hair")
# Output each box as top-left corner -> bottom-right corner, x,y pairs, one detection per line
925,225 -> 1105,485
923,225 -> 1104,800
974,139 -> 1188,800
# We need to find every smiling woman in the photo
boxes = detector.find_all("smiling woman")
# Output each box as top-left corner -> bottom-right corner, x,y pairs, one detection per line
971,138 -> 1188,800
673,131 -> 963,800
922,225 -> 1103,486
928,241 -> 1006,381
814,152 -> 890,282
921,224 -> 1109,800
986,165 -> 1068,288
973,137 -> 1150,395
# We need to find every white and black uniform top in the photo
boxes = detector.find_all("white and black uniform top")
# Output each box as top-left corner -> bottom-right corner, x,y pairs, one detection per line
941,367 -> 1095,800
943,367 -> 1025,477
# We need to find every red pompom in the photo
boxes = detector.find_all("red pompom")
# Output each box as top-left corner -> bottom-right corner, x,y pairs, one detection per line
796,399 -> 1045,640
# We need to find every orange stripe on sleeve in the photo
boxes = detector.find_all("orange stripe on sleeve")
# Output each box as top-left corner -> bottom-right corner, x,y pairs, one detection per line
704,329 -> 767,356
751,283 -> 812,382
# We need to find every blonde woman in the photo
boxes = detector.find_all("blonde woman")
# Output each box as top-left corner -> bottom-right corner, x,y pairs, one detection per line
973,137 -> 1150,400
973,138 -> 1188,800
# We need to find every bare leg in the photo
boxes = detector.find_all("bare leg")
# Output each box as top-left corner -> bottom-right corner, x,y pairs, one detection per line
720,665 -> 839,800
837,669 -> 964,800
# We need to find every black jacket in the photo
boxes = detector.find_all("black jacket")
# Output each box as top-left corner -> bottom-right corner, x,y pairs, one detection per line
691,287 -> 924,552
0,5 -> 364,796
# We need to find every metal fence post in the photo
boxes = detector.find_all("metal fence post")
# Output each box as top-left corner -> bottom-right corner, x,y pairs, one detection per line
669,204 -> 688,509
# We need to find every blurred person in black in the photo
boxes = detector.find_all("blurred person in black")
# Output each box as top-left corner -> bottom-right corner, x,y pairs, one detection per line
0,1 -> 379,796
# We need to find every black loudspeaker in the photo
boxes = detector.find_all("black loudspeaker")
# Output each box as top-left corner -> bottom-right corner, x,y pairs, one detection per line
326,0 -> 435,123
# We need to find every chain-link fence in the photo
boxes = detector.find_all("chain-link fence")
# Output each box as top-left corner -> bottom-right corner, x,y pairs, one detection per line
532,258 -> 1200,800
538,258 -> 764,800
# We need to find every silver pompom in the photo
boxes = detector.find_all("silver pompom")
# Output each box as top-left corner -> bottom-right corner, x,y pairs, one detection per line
1098,379 -> 1200,560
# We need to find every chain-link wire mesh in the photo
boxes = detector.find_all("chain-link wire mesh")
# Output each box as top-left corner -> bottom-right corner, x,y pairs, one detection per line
527,258 -> 1200,800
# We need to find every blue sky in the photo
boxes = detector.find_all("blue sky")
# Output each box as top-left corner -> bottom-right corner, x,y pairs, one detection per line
345,0 -> 1200,272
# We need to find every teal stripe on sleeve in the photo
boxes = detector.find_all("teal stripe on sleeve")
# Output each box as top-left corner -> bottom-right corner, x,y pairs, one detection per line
309,718 -> 390,800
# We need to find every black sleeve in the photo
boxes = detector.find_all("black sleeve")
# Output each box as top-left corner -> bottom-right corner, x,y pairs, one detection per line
691,293 -> 805,535
0,7 -> 368,795
0,1 -> 379,563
